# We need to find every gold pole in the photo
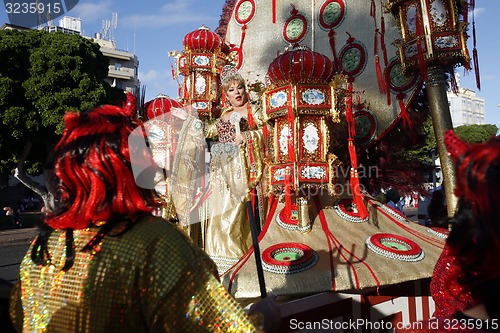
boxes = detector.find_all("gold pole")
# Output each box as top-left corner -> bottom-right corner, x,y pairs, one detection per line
426,66 -> 458,217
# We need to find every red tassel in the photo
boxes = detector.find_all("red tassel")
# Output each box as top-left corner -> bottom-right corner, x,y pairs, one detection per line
272,0 -> 276,23
380,12 -> 389,67
345,82 -> 368,219
450,70 -> 459,94
328,29 -> 338,68
287,107 -> 295,163
472,8 -> 481,90
284,167 -> 292,217
375,55 -> 387,94
397,93 -> 413,132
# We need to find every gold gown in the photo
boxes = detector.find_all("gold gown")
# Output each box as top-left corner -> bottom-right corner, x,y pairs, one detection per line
173,104 -> 267,274
9,216 -> 255,332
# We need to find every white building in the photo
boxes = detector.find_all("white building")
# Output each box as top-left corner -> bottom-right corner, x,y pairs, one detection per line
91,36 -> 139,94
447,74 -> 485,127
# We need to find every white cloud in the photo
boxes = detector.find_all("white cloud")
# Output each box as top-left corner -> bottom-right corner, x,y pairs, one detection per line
473,7 -> 485,17
69,1 -> 113,24
140,69 -> 180,101
120,0 -> 210,29
139,69 -> 160,82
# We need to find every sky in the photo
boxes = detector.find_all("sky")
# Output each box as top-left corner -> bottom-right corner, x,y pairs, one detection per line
1,0 -> 499,128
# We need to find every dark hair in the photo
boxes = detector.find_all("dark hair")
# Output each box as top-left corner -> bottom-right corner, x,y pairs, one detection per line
385,188 -> 400,204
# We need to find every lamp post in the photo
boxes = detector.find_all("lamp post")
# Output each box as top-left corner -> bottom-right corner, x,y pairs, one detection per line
386,0 -> 472,217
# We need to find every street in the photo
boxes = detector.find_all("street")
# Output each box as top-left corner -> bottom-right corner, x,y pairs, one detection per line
0,228 -> 37,284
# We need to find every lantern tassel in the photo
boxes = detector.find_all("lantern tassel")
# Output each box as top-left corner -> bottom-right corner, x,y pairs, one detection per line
397,93 -> 413,134
375,55 -> 386,94
472,9 -> 481,90
345,82 -> 368,219
328,29 -> 339,68
473,47 -> 481,91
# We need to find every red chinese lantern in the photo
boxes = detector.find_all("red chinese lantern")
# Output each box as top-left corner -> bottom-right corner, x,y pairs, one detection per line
175,26 -> 227,120
264,46 -> 339,230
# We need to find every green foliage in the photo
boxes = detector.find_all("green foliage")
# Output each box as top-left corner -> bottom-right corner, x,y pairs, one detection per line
395,118 -> 498,165
454,124 -> 498,143
0,29 -> 124,175
394,116 -> 436,165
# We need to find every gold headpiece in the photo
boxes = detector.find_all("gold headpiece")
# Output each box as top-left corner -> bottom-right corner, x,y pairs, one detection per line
220,65 -> 242,85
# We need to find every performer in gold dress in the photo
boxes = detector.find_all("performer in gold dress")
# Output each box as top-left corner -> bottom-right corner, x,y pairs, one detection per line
9,94 -> 259,332
172,66 -> 268,274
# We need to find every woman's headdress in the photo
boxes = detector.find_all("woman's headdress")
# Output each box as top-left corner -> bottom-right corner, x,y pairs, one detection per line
220,65 -> 243,86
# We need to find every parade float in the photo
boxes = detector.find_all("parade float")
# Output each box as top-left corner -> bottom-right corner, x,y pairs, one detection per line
155,0 -> 475,329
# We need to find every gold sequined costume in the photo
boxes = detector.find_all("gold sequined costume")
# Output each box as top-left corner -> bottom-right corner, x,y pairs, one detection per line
173,104 -> 267,274
10,215 -> 255,332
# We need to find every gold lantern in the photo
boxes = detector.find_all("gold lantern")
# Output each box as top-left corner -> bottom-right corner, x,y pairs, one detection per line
386,0 -> 473,216
386,0 -> 470,74
174,26 -> 227,120
264,46 -> 339,231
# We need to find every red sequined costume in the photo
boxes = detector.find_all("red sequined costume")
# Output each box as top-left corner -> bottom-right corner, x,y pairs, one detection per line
431,244 -> 475,318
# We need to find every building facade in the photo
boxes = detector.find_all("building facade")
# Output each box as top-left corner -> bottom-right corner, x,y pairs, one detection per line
447,74 -> 485,127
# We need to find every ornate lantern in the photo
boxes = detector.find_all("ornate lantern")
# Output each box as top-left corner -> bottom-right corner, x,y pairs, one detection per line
386,0 -> 470,75
143,94 -> 184,221
386,0 -> 474,216
175,26 -> 227,120
264,46 -> 339,231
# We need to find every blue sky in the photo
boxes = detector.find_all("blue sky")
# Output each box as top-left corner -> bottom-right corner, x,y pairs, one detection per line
1,0 -> 499,127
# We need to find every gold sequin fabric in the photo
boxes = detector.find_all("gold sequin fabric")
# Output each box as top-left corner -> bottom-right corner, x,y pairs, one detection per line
10,215 -> 255,332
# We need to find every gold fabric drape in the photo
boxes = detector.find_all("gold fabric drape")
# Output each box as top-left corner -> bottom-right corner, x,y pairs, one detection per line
173,104 -> 268,274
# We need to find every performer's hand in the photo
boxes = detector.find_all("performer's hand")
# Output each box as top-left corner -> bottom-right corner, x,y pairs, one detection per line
171,107 -> 189,120
235,133 -> 246,146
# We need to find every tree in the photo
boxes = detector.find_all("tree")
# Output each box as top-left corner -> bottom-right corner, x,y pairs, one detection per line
454,123 -> 498,143
0,29 -> 125,208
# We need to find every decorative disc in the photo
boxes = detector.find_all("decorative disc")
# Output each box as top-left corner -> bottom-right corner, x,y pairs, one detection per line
427,227 -> 449,239
319,0 -> 346,29
354,108 -> 378,146
387,57 -> 419,93
262,242 -> 319,274
333,199 -> 369,223
338,40 -> 367,78
235,0 -> 255,25
366,233 -> 424,262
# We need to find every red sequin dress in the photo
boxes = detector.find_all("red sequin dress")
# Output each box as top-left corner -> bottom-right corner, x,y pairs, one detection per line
430,244 -> 475,317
